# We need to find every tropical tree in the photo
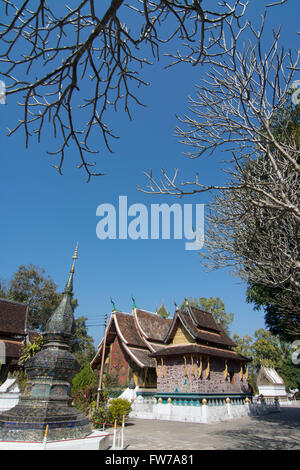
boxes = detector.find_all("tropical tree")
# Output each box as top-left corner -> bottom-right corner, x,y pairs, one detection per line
7,264 -> 62,331
232,333 -> 253,359
250,328 -> 286,371
72,316 -> 97,366
246,284 -> 300,342
277,358 -> 300,391
233,329 -> 299,392
0,280 -> 8,298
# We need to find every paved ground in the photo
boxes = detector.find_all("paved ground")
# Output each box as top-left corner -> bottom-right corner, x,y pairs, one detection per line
110,403 -> 300,450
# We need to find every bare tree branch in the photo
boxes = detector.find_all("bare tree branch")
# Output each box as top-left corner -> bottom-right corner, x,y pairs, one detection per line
139,9 -> 300,323
0,0 -> 249,180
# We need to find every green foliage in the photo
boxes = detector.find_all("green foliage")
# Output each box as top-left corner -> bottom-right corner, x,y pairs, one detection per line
15,370 -> 29,393
0,280 -> 8,298
19,335 -> 44,366
71,365 -> 100,418
232,333 -> 253,358
91,400 -> 110,428
270,92 -> 300,147
251,328 -> 287,370
232,329 -> 300,392
7,265 -> 62,331
107,398 -> 132,425
182,296 -> 234,335
71,364 -> 97,396
4,264 -> 81,332
72,316 -> 97,367
246,283 -> 300,342
277,359 -> 300,391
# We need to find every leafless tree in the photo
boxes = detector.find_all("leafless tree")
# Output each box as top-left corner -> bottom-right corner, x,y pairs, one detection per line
203,156 -> 300,335
0,0 -> 250,181
140,11 -> 300,310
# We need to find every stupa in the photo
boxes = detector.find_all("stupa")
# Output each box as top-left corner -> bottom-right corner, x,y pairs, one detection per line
0,246 -> 92,441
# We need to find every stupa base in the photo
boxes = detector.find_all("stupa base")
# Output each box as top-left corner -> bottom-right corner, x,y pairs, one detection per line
0,404 -> 92,441
0,429 -> 109,450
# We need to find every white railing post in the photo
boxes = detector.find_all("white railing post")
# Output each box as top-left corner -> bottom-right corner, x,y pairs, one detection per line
112,420 -> 117,450
226,397 -> 232,418
202,398 -> 207,423
121,415 -> 125,450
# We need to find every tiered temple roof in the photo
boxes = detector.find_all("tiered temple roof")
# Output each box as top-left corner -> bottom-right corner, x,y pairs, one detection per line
91,309 -> 172,369
91,303 -> 250,373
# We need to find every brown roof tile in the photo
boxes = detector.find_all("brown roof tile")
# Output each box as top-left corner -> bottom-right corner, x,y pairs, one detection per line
135,309 -> 172,342
124,345 -> 155,368
114,312 -> 146,348
0,298 -> 27,336
151,343 -> 251,362
179,310 -> 236,348
186,305 -> 221,332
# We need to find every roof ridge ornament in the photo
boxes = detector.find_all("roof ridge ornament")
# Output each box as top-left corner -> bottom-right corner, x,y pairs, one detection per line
110,297 -> 116,312
131,295 -> 136,314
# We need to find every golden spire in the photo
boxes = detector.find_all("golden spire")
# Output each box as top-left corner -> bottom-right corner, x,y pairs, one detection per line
65,243 -> 78,293
70,243 -> 78,274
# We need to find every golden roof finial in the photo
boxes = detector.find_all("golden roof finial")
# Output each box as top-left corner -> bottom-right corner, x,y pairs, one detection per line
72,243 -> 78,260
70,243 -> 78,273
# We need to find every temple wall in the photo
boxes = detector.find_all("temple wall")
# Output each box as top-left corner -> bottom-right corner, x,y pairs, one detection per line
107,336 -> 130,386
105,337 -> 156,388
130,395 -> 280,423
156,356 -> 250,395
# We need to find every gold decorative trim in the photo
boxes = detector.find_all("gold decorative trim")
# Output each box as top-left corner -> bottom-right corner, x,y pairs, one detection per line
206,356 -> 210,379
184,355 -> 189,378
224,359 -> 228,380
198,355 -> 202,378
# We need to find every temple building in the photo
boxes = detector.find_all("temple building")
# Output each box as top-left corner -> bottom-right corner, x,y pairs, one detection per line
0,299 -> 28,383
91,302 -> 252,401
257,366 -> 289,404
91,308 -> 172,389
152,303 -> 251,400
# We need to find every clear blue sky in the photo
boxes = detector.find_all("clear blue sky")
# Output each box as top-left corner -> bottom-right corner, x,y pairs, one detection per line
0,0 -> 298,347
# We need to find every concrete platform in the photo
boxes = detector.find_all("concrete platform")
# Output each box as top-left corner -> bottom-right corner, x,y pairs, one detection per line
0,430 -> 110,450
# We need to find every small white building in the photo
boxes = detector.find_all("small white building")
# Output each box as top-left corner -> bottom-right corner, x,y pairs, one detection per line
257,367 -> 290,405
0,376 -> 20,413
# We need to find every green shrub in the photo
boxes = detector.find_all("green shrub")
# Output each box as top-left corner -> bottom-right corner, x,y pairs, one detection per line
107,388 -> 125,398
91,401 -> 110,429
72,364 -> 97,395
108,398 -> 132,425
71,364 -> 99,415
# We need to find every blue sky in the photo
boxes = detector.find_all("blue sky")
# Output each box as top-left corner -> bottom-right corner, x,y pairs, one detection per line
0,0 -> 298,347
